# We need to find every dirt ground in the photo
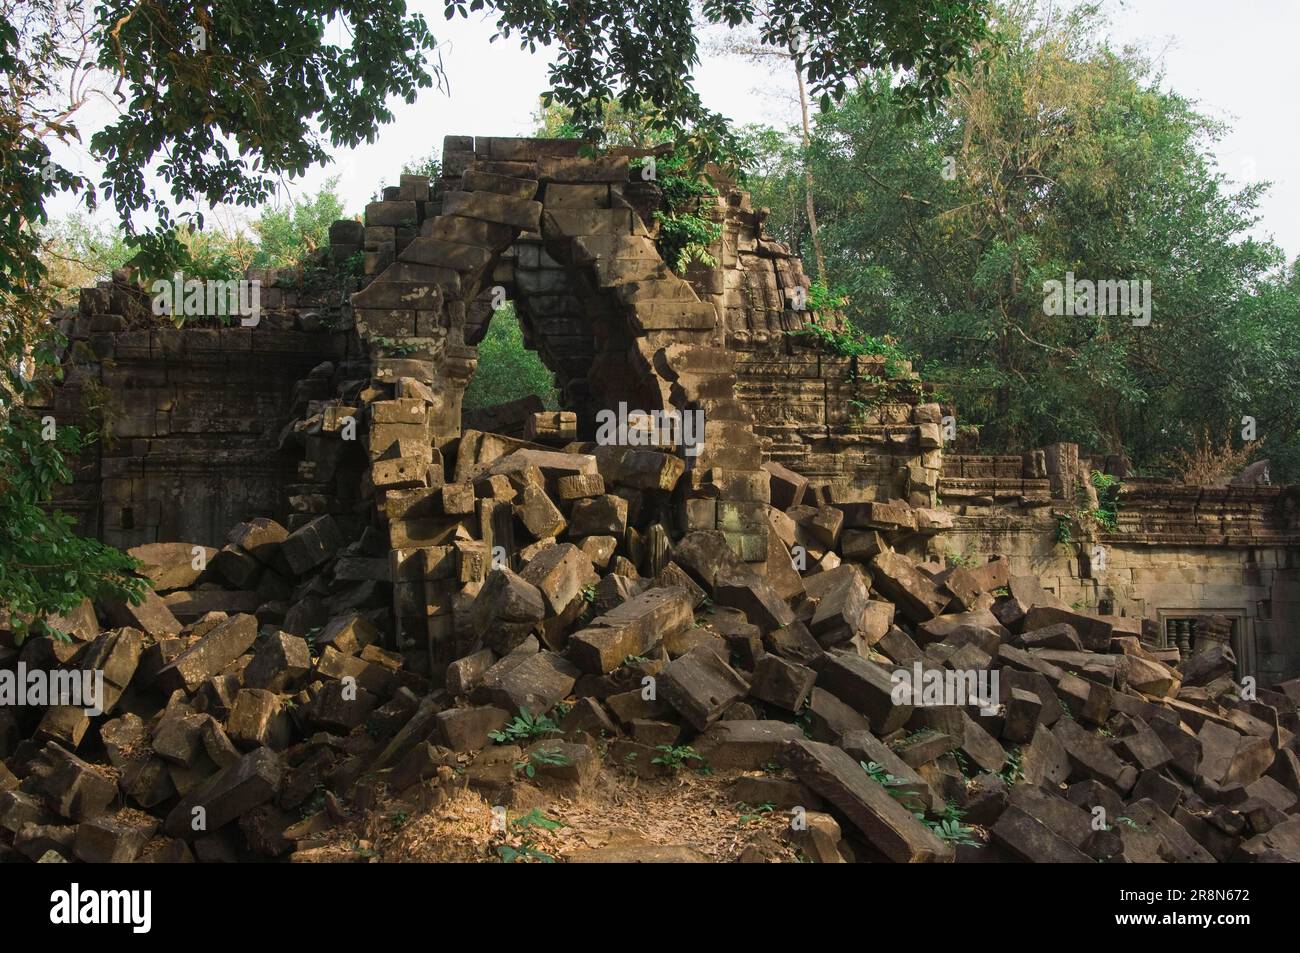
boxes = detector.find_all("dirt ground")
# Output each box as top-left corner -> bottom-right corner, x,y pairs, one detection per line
301,757 -> 804,863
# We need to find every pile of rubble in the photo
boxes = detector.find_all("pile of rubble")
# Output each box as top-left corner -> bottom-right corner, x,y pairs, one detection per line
2,436 -> 1299,863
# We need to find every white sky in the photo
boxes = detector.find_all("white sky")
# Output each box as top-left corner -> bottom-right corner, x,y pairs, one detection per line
48,0 -> 1299,260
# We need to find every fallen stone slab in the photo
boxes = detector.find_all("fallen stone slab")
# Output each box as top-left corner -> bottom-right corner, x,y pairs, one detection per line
163,747 -> 283,840
127,542 -> 215,591
714,571 -> 795,630
227,517 -> 289,564
519,541 -> 599,618
73,812 -> 159,863
433,706 -> 511,752
1052,717 -> 1137,794
749,654 -> 816,712
870,550 -> 949,623
813,651 -> 912,735
471,568 -> 546,654
474,650 -> 579,715
671,530 -> 748,591
659,643 -> 751,731
155,613 -> 259,693
692,720 -> 804,770
991,804 -> 1091,863
838,730 -> 936,813
280,515 -> 344,576
28,743 -> 118,821
568,586 -> 693,674
781,739 -> 953,863
102,587 -> 182,639
1022,605 -> 1113,652
163,589 -> 261,621
804,564 -> 872,646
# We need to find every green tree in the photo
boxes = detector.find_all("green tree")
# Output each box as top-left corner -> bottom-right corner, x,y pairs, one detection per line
754,0 -> 1300,479
463,304 -> 559,411
250,177 -> 348,269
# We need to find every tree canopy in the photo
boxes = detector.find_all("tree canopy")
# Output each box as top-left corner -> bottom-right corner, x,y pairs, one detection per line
745,0 -> 1300,481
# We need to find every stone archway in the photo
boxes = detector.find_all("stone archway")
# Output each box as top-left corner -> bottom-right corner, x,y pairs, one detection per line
349,137 -> 773,665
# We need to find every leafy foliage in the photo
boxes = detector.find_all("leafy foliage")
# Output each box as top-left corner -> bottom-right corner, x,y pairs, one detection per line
650,744 -> 702,771
515,745 -> 569,778
488,708 -> 562,744
745,0 -> 1300,479
0,412 -> 146,640
462,303 -> 559,411
631,151 -> 723,274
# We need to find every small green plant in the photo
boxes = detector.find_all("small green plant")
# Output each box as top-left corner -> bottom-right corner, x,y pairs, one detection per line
999,747 -> 1025,785
300,784 -> 327,819
497,843 -> 554,863
921,815 -> 982,847
1055,512 -> 1074,544
488,709 -> 561,744
860,760 -> 925,811
515,746 -> 570,779
945,549 -> 978,570
805,280 -> 849,312
388,810 -> 409,829
512,809 -> 566,833
651,744 -> 702,772
343,250 -> 365,279
738,801 -> 776,824
630,151 -> 723,274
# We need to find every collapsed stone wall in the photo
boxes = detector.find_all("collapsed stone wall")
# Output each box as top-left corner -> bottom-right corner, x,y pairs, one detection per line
38,135 -> 1300,685
36,273 -> 354,550
935,451 -> 1300,687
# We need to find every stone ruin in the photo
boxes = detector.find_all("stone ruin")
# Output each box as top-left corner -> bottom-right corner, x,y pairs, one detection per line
4,135 -> 1300,863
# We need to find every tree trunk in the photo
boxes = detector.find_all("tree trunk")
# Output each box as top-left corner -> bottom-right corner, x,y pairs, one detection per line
794,62 -> 827,285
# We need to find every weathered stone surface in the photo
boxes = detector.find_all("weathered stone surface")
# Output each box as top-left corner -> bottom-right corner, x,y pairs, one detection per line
519,542 -> 599,617
281,515 -> 344,575
659,644 -> 751,731
693,720 -> 803,769
749,654 -> 816,712
1022,605 -> 1113,652
714,571 -> 795,630
471,568 -> 546,653
155,614 -> 258,693
227,517 -> 289,564
28,743 -> 117,821
781,739 -> 953,863
568,586 -> 693,674
103,587 -> 182,638
870,550 -> 948,623
433,705 -> 510,752
127,542 -> 214,591
516,484 -> 567,539
164,747 -> 283,839
475,650 -> 579,714
804,564 -> 873,646
813,651 -> 912,735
